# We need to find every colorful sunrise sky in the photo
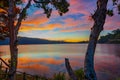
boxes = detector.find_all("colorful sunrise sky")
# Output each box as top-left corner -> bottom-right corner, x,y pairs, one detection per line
18,0 -> 120,42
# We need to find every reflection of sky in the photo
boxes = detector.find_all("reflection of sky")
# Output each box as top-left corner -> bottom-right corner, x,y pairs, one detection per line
18,52 -> 84,58
0,44 -> 120,80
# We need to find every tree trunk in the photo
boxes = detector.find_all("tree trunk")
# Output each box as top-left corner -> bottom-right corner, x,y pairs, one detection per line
8,0 -> 18,80
65,58 -> 78,80
84,0 -> 108,80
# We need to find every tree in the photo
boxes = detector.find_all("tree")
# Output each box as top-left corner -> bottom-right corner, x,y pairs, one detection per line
84,0 -> 120,80
65,0 -> 120,80
0,0 -> 69,80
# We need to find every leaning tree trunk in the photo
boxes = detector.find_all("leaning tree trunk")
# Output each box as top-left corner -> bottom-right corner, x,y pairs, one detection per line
8,0 -> 18,80
84,0 -> 108,80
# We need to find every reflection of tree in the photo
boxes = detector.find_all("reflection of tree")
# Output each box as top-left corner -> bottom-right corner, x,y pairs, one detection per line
114,45 -> 120,58
99,29 -> 120,43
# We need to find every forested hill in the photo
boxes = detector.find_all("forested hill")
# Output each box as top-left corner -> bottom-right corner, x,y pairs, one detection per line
98,29 -> 120,44
1,29 -> 119,45
0,37 -> 70,45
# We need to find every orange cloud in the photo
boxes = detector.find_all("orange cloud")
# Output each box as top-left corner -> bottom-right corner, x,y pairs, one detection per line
19,23 -> 62,31
22,15 -> 48,25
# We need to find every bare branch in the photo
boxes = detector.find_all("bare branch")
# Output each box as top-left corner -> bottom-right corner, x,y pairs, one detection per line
0,58 -> 9,68
15,0 -> 32,34
33,0 -> 50,3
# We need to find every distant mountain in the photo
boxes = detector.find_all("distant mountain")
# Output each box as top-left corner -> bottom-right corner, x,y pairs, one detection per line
0,37 -> 71,45
0,38 -> 9,45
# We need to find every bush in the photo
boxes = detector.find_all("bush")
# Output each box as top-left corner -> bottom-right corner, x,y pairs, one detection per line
74,68 -> 85,80
53,72 -> 65,80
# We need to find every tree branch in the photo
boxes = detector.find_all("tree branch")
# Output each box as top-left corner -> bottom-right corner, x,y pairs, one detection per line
33,0 -> 50,3
15,0 -> 32,34
0,58 -> 9,68
65,58 -> 78,80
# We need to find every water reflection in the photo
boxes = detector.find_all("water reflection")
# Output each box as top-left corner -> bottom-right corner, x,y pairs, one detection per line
0,44 -> 120,80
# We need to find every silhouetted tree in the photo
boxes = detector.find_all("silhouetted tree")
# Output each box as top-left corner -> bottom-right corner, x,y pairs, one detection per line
84,0 -> 120,80
65,1 -> 119,80
0,0 -> 69,80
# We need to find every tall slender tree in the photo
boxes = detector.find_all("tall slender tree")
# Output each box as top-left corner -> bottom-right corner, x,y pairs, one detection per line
84,0 -> 120,80
0,0 -> 69,80
65,0 -> 119,80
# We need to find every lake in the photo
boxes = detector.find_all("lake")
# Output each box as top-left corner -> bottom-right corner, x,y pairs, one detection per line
0,44 -> 120,80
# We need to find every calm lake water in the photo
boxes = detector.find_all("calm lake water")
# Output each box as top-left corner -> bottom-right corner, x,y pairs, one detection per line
0,44 -> 120,80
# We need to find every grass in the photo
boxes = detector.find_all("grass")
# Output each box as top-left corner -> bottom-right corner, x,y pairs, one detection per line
74,68 -> 84,80
116,77 -> 120,80
53,72 -> 65,80
0,68 -> 85,80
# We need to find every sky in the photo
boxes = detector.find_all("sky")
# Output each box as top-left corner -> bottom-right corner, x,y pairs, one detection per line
18,0 -> 120,42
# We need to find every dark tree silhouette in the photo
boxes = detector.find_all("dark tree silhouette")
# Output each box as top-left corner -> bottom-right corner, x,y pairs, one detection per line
65,0 -> 119,80
84,0 -> 120,80
0,0 -> 69,80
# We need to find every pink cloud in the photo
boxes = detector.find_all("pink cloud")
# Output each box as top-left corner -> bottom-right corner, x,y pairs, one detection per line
22,0 -> 27,3
33,10 -> 43,15
22,14 -> 48,25
20,23 -> 62,31
104,15 -> 120,30
67,0 -> 95,16
19,0 -> 119,33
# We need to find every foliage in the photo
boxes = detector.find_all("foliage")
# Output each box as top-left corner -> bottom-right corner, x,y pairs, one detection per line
99,29 -> 120,43
106,10 -> 114,16
0,0 -> 69,80
106,0 -> 120,16
118,4 -> 120,14
0,0 -> 70,40
33,0 -> 69,18
53,72 -> 65,80
116,77 -> 120,80
74,68 -> 85,80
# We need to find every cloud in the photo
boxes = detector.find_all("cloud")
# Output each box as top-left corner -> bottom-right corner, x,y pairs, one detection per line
33,10 -> 43,15
19,0 -> 104,32
18,0 -> 120,41
104,15 -> 120,30
67,0 -> 96,16
22,14 -> 48,25
19,23 -> 62,31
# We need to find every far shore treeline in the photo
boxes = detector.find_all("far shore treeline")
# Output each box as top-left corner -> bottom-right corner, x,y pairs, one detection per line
98,29 -> 120,44
0,29 -> 120,45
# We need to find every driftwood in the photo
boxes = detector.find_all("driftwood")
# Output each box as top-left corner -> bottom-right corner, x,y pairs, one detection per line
65,58 -> 78,80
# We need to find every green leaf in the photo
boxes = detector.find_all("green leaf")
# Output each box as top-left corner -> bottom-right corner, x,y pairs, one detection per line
16,0 -> 23,5
0,2 -> 4,7
106,10 -> 114,16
